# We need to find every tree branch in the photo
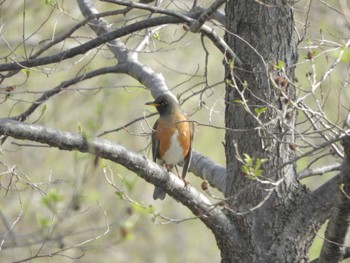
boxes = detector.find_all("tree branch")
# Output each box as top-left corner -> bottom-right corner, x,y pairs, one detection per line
100,0 -> 197,21
190,151 -> 226,193
77,0 -> 228,193
0,15 -> 184,72
297,163 -> 342,179
318,135 -> 350,262
281,172 -> 339,258
192,6 -> 226,27
189,0 -> 226,33
12,65 -> 127,122
0,118 -> 232,234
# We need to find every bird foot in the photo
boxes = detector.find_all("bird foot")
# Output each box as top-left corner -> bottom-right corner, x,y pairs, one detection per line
182,178 -> 189,187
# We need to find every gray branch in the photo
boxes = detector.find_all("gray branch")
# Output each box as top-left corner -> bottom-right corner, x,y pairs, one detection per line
189,0 -> 226,33
192,6 -> 226,27
297,163 -> 342,179
0,15 -> 184,74
0,119 -> 232,234
190,151 -> 226,193
318,136 -> 350,262
77,0 -> 228,191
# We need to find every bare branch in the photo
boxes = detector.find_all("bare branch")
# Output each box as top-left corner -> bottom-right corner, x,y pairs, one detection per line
318,135 -> 350,262
0,15 -> 184,72
297,163 -> 342,179
200,25 -> 242,65
12,65 -> 126,122
100,0 -> 196,21
192,6 -> 226,26
189,0 -> 226,33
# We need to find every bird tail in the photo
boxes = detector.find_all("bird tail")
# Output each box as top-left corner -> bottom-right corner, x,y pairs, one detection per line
153,186 -> 166,200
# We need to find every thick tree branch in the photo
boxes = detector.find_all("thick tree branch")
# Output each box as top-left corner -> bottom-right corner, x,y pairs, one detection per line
283,175 -> 338,256
0,119 -> 232,234
77,0 -> 170,99
318,136 -> 350,262
190,151 -> 226,193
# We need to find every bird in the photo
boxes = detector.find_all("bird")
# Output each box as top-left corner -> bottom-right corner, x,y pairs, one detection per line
145,94 -> 193,200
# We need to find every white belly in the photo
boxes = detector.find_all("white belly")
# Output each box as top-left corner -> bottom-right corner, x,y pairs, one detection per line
162,130 -> 184,166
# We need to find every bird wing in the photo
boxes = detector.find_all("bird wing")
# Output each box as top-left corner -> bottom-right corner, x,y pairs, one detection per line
151,119 -> 160,162
181,121 -> 194,180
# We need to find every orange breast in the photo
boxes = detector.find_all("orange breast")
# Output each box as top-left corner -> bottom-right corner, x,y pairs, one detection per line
156,115 -> 191,165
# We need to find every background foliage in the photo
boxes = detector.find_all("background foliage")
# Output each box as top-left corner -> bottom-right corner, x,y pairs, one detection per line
0,0 -> 349,262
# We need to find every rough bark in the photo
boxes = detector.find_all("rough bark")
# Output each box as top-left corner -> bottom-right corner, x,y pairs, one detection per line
318,136 -> 350,262
221,0 -> 312,261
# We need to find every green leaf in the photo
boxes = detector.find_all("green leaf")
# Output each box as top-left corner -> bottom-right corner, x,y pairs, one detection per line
122,177 -> 137,192
254,107 -> 266,117
329,47 -> 350,63
77,123 -> 83,134
228,59 -> 235,70
132,203 -> 155,216
41,104 -> 47,114
274,60 -> 285,70
340,47 -> 350,63
37,215 -> 51,229
306,37 -> 312,45
99,159 -> 106,169
41,189 -> 63,210
242,80 -> 248,89
115,191 -> 125,199
241,154 -> 267,180
152,32 -> 160,40
21,68 -> 30,77
45,0 -> 58,5
120,220 -> 135,240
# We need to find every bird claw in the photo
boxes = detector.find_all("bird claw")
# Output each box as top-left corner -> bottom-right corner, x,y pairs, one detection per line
163,164 -> 189,187
183,178 -> 189,187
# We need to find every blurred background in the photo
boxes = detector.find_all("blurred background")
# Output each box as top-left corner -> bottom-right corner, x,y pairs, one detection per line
0,0 -> 349,262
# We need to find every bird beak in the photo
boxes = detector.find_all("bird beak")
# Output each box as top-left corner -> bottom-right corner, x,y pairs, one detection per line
145,101 -> 159,107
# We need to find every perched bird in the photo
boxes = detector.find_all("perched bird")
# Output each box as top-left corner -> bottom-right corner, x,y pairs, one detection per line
145,94 -> 193,200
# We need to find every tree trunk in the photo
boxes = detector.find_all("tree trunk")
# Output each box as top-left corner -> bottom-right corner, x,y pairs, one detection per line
219,0 -> 314,261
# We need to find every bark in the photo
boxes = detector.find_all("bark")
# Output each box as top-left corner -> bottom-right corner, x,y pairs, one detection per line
220,0 -> 314,261
318,136 -> 350,262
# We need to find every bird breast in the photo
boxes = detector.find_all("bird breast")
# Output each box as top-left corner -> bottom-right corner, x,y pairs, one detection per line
161,129 -> 186,165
